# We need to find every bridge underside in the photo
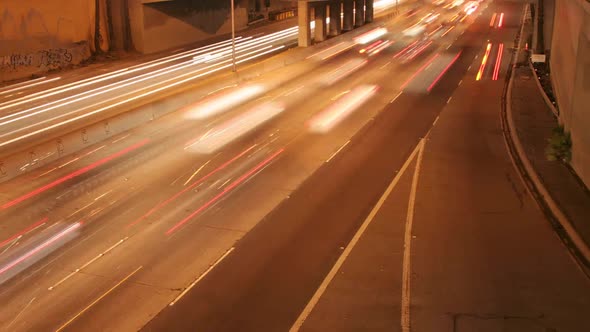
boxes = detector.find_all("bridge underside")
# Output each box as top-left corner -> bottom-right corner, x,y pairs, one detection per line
298,0 -> 374,47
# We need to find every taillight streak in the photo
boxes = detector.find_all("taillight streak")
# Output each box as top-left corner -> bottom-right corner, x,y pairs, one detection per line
0,217 -> 48,247
393,40 -> 418,59
427,51 -> 463,92
405,41 -> 433,61
1,139 -> 149,210
0,222 -> 81,276
400,53 -> 440,90
492,43 -> 504,81
165,148 -> 284,235
490,13 -> 497,27
128,145 -> 257,227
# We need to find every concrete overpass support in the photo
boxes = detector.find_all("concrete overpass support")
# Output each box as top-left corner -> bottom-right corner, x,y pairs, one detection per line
365,0 -> 374,23
343,0 -> 354,31
315,5 -> 328,42
354,0 -> 365,28
298,0 -> 312,47
329,2 -> 342,37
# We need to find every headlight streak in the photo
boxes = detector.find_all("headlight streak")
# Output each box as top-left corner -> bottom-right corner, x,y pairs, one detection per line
0,45 -> 285,148
185,102 -> 286,154
0,36 -> 246,111
184,85 -> 267,119
0,222 -> 82,285
308,85 -> 378,133
354,27 -> 388,45
0,26 -> 295,135
0,77 -> 61,96
0,29 -> 294,128
321,58 -> 368,86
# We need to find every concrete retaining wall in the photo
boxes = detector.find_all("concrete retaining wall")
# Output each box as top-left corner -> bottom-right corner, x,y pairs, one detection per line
0,42 -> 92,82
550,0 -> 590,187
0,0 -> 100,82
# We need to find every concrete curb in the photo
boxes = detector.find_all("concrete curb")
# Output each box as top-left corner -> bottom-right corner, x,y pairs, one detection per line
505,56 -> 590,267
527,59 -> 559,117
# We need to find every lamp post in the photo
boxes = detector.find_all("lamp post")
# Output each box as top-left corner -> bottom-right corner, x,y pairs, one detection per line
231,0 -> 237,72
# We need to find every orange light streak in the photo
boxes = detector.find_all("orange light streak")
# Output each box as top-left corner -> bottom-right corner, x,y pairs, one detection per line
476,43 -> 492,81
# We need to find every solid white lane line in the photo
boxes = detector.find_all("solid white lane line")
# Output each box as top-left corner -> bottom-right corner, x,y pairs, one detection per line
184,160 -> 211,186
5,297 -> 36,330
66,200 -> 97,219
170,247 -> 235,306
55,265 -> 142,332
390,91 -> 403,104
401,139 -> 425,332
326,140 -> 350,163
111,134 -> 130,144
290,141 -> 424,332
447,96 -> 453,104
48,237 -> 129,291
94,190 -> 113,201
218,178 -> 232,189
432,116 -> 440,127
1,236 -> 21,255
56,190 -> 72,200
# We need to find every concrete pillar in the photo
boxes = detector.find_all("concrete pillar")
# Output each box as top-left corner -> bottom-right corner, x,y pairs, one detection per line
343,0 -> 354,31
315,5 -> 327,42
108,0 -> 133,51
354,0 -> 364,28
532,0 -> 540,52
329,2 -> 342,37
365,0 -> 374,23
298,0 -> 312,47
569,32 -> 590,186
543,0 -> 555,54
128,0 -> 145,53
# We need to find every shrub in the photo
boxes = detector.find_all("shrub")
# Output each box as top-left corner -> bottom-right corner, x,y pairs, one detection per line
545,125 -> 571,163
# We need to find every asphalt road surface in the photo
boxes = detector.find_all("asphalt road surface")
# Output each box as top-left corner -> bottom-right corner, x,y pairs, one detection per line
1,1 -> 589,332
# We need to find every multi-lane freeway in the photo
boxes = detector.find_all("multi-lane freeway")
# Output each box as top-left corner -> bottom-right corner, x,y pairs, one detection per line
1,1 -> 589,331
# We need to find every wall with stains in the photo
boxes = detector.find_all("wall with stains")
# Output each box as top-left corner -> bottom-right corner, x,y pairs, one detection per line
550,0 -> 590,186
0,0 -> 97,82
130,0 -> 250,54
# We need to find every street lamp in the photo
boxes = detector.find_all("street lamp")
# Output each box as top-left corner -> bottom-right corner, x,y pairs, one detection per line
231,0 -> 237,72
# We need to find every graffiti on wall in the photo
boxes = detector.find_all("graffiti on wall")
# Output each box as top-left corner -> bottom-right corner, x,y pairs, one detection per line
1,48 -> 73,71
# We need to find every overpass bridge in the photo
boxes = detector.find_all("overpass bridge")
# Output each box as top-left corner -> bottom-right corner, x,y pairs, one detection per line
297,0 -> 375,47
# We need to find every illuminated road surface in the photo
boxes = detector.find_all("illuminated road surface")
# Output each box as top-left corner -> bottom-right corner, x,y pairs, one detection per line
1,1 -> 589,332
